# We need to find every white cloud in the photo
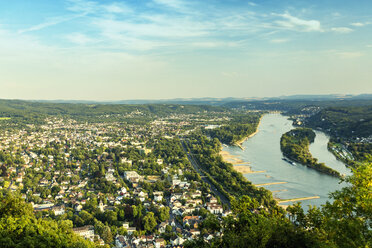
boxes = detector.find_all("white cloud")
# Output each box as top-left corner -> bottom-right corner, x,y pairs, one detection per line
270,39 -> 289,43
18,15 -> 83,34
248,2 -> 257,7
336,51 -> 363,58
191,41 -> 238,48
66,33 -> 95,45
351,22 -> 365,27
274,13 -> 322,32
66,0 -> 98,14
103,3 -> 131,14
331,27 -> 353,34
153,0 -> 186,10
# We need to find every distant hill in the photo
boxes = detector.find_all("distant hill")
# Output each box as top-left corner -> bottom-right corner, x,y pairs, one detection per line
25,94 -> 372,105
305,106 -> 372,139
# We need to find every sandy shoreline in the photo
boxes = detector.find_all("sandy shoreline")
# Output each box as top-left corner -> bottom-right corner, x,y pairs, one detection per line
219,113 -> 311,209
220,148 -> 293,209
220,150 -> 262,174
234,115 -> 263,149
219,115 -> 263,173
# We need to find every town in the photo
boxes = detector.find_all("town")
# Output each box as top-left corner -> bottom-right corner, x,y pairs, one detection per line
0,111 -> 233,247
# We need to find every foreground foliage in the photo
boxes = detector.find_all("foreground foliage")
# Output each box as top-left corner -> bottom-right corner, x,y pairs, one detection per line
0,192 -> 96,248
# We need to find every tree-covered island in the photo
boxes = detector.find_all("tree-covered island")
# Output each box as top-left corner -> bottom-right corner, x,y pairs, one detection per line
280,128 -> 340,177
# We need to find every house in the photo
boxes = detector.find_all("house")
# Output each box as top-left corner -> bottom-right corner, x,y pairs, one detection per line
153,191 -> 163,202
105,172 -> 115,182
206,203 -> 223,214
121,157 -> 132,165
127,227 -> 136,235
171,236 -> 185,246
183,216 -> 200,228
203,234 -> 214,242
115,235 -> 127,248
190,229 -> 200,238
52,205 -> 65,215
154,238 -> 166,248
190,190 -> 202,199
73,225 -> 95,241
124,171 -> 142,183
170,193 -> 182,202
208,196 -> 218,204
172,178 -> 181,187
157,221 -> 168,233
75,204 -> 83,212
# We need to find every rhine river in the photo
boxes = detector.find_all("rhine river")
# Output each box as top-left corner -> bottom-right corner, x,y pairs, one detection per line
223,113 -> 351,208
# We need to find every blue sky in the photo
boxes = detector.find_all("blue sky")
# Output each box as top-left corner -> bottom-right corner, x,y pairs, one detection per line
0,0 -> 371,100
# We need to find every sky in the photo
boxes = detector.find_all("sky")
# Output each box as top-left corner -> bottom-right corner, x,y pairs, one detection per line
0,0 -> 371,101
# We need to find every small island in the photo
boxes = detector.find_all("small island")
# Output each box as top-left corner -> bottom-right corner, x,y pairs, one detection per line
280,128 -> 340,177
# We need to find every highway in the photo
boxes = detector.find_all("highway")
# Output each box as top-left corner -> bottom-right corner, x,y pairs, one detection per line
180,140 -> 231,208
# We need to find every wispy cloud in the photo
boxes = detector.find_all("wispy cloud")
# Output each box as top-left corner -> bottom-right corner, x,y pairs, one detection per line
18,15 -> 83,34
103,2 -> 131,14
66,33 -> 95,45
331,27 -> 353,33
273,12 -> 322,32
270,39 -> 289,43
152,0 -> 187,11
336,51 -> 363,58
350,22 -> 370,27
66,0 -> 98,14
351,22 -> 365,27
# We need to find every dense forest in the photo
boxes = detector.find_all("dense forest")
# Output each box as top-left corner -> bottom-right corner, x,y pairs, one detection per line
305,106 -> 372,139
206,113 -> 262,145
280,128 -> 340,177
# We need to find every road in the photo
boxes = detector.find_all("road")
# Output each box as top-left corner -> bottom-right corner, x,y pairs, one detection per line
180,140 -> 231,208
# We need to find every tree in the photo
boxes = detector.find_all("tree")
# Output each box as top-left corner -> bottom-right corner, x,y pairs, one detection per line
0,192 -> 95,248
101,226 -> 113,244
158,207 -> 170,222
143,212 -> 157,233
288,163 -> 372,248
320,163 -> 371,247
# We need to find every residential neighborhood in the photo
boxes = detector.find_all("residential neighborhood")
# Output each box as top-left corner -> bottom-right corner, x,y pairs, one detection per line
0,112 -> 231,247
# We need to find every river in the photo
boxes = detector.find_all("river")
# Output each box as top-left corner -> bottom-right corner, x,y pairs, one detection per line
223,113 -> 351,208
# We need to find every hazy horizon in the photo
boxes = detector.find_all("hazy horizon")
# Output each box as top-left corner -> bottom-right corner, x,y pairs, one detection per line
1,0 -> 371,100
2,93 -> 372,103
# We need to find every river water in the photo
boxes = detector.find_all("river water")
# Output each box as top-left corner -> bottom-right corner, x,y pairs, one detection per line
223,113 -> 350,208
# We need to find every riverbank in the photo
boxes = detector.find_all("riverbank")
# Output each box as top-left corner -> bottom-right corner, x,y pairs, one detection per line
219,150 -> 245,164
234,115 -> 263,150
219,149 -> 299,208
220,150 -> 269,175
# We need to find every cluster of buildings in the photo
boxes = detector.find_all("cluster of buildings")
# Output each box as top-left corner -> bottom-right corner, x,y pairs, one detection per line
0,115 -> 233,247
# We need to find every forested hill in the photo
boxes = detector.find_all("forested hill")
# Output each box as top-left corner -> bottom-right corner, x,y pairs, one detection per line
305,106 -> 372,139
0,99 -> 227,124
223,98 -> 372,115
